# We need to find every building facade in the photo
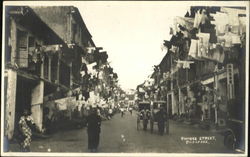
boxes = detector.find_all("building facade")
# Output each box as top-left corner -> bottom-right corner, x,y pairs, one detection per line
138,6 -> 246,131
4,6 -> 96,139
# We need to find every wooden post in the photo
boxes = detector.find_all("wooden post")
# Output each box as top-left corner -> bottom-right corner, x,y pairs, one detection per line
56,52 -> 61,84
48,55 -> 52,81
10,18 -> 17,65
5,70 -> 17,139
214,71 -> 218,124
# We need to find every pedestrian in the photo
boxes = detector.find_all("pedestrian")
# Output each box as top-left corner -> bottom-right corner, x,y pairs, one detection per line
142,109 -> 149,131
121,108 -> 125,117
156,107 -> 166,135
86,107 -> 102,152
108,108 -> 113,119
18,109 -> 38,152
129,107 -> 133,115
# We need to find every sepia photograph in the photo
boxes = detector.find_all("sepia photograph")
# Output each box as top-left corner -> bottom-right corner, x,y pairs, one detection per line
1,1 -> 249,157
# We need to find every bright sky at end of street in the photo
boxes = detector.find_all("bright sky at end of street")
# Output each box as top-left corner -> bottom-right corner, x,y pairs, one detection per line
78,2 -> 190,90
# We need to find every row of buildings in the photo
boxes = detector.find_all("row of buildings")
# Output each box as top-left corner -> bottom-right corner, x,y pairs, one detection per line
137,6 -> 246,129
3,6 -> 120,139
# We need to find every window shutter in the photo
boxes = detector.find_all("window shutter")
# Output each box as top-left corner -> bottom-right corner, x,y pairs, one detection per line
17,30 -> 28,67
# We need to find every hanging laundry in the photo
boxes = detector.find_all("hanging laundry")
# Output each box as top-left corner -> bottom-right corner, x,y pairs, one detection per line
218,32 -> 241,48
227,11 -> 240,27
209,45 -> 225,63
230,25 -> 240,35
221,7 -> 246,16
188,39 -> 198,58
221,8 -> 245,32
211,12 -> 229,36
197,33 -> 210,57
231,33 -> 241,45
193,9 -> 208,28
239,17 -> 246,35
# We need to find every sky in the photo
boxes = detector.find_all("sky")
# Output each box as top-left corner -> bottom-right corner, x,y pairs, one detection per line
78,2 -> 190,90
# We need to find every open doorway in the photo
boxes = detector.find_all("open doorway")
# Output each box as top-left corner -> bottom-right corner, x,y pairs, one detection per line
14,76 -> 37,136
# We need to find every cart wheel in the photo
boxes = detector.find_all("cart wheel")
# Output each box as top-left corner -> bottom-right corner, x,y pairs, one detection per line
224,133 -> 235,150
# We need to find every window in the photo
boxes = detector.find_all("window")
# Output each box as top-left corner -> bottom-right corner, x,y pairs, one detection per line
17,29 -> 28,68
28,36 -> 35,47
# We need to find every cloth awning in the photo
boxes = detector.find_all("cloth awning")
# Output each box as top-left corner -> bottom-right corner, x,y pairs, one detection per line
41,44 -> 62,53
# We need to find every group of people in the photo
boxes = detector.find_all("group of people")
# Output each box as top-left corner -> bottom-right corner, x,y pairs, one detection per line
17,106 -> 102,152
120,107 -> 133,117
139,107 -> 168,135
17,105 -> 165,152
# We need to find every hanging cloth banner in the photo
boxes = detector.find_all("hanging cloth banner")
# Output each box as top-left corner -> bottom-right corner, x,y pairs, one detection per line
175,59 -> 194,69
41,44 -> 61,53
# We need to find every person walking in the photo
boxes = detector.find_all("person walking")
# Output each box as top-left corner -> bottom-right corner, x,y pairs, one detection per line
86,107 -> 102,152
156,107 -> 166,135
129,107 -> 133,115
18,109 -> 38,152
108,108 -> 113,119
120,108 -> 125,117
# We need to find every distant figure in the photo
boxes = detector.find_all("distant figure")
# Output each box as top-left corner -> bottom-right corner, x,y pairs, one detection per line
156,107 -> 166,135
121,108 -> 125,117
142,109 -> 151,131
108,108 -> 113,119
86,108 -> 102,152
18,109 -> 38,152
129,107 -> 133,115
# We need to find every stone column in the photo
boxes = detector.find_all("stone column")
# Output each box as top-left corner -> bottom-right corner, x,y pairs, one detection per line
5,69 -> 17,139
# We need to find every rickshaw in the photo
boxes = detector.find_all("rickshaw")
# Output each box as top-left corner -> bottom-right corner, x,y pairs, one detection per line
149,100 -> 169,134
136,101 -> 150,130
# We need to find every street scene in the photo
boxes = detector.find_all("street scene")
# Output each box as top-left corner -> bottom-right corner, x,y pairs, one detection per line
8,112 -> 233,153
1,1 -> 248,156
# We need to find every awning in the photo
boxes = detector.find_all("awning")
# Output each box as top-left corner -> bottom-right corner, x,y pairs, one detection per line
41,44 -> 62,53
201,77 -> 214,85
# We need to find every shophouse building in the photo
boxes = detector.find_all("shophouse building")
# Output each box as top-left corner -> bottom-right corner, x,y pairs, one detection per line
4,6 -> 96,139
